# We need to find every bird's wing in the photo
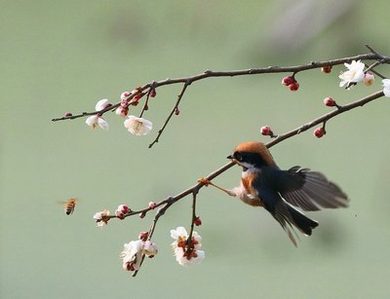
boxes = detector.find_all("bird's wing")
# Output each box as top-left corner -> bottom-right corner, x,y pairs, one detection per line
274,166 -> 349,211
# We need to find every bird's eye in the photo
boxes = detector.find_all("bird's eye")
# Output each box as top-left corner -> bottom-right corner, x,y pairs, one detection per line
234,152 -> 243,161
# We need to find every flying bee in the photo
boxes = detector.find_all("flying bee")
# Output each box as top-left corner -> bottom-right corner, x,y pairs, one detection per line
61,198 -> 78,215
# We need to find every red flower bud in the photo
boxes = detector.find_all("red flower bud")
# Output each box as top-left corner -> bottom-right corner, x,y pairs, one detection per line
138,231 -> 149,241
323,97 -> 336,107
194,216 -> 202,226
321,65 -> 332,74
260,126 -> 273,136
64,112 -> 73,117
281,76 -> 295,86
288,82 -> 300,91
314,127 -> 325,138
115,211 -> 125,220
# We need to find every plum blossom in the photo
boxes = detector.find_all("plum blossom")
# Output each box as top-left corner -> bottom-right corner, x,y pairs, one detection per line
382,79 -> 390,97
85,115 -> 109,130
120,240 -> 144,271
93,209 -> 111,227
95,99 -> 111,111
170,226 -> 205,266
120,239 -> 158,272
85,99 -> 112,130
124,115 -> 153,136
339,60 -> 365,88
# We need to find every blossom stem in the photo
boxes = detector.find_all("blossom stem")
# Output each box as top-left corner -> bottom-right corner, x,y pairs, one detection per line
187,191 -> 198,248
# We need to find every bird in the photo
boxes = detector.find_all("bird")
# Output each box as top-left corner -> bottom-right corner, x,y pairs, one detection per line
199,141 -> 349,246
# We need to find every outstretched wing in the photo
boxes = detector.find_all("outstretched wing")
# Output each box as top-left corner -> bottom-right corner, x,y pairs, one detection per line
275,166 -> 349,211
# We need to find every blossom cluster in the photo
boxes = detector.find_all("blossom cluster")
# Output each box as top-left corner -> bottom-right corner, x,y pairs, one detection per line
92,202 -> 205,272
117,226 -> 205,274
85,89 -> 153,136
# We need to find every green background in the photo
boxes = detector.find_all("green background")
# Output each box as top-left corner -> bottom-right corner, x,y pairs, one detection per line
1,1 -> 389,298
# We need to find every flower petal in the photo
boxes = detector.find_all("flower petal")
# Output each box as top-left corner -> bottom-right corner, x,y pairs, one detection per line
97,117 -> 109,130
95,99 -> 111,111
382,79 -> 390,97
85,115 -> 98,128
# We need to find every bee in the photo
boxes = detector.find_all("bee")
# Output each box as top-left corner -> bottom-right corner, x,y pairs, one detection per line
62,198 -> 78,215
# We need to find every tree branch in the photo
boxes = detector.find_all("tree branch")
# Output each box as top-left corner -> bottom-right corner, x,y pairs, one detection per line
51,51 -> 389,122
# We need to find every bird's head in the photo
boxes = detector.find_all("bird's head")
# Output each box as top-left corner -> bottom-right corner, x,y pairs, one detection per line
227,141 -> 276,170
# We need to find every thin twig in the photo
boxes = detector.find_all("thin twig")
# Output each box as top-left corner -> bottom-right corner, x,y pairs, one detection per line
148,81 -> 190,148
132,201 -> 173,277
187,191 -> 198,246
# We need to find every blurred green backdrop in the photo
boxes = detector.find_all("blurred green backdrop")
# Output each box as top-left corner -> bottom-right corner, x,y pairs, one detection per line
1,0 -> 389,298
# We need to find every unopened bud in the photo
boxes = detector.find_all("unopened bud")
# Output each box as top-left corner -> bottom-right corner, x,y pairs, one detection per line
115,211 -> 125,220
174,107 -> 180,115
138,231 -> 149,241
321,65 -> 332,74
120,91 -> 131,101
363,72 -> 375,86
148,201 -> 157,209
281,76 -> 295,86
117,204 -> 129,214
260,125 -> 273,136
288,82 -> 300,91
314,127 -> 325,138
323,97 -> 336,107
194,216 -> 202,226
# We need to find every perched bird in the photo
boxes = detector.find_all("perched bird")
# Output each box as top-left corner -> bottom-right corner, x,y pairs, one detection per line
201,141 -> 349,246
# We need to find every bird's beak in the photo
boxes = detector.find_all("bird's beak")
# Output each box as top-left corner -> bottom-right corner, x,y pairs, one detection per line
227,155 -> 233,160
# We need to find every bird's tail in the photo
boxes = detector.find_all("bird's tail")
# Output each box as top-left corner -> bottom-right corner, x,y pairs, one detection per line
288,205 -> 318,235
273,201 -> 319,246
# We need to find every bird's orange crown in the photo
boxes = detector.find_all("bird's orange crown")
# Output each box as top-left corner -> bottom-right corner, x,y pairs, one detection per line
234,141 -> 276,166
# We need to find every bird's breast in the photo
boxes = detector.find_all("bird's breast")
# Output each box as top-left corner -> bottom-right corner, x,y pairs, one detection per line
241,169 -> 261,198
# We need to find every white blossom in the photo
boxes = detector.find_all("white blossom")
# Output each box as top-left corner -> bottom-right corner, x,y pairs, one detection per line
120,239 -> 158,272
143,240 -> 158,257
170,226 -> 205,266
124,115 -> 153,136
382,79 -> 390,97
95,99 -> 111,111
85,115 -> 109,130
120,240 -> 144,271
85,99 -> 112,129
339,60 -> 365,88
93,209 -> 110,227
